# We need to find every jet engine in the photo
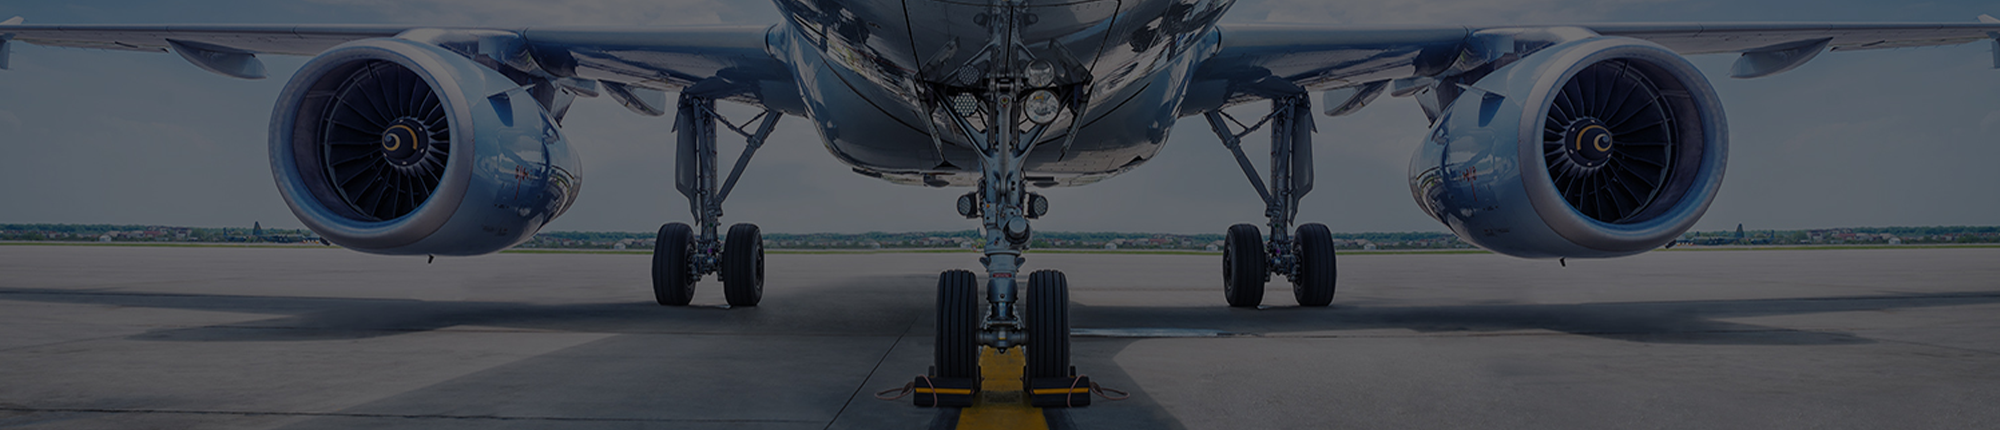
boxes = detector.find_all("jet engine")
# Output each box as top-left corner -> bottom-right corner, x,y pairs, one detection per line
1410,36 -> 1727,258
270,37 -> 580,256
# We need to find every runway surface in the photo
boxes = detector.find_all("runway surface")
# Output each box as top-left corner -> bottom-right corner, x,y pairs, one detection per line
1,245 -> 1996,429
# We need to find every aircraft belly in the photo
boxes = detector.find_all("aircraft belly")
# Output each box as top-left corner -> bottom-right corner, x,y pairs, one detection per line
812,61 -> 1186,187
773,0 -> 1214,187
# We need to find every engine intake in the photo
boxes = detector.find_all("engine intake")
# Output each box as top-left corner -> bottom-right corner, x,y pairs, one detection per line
271,37 -> 581,256
1410,36 -> 1727,258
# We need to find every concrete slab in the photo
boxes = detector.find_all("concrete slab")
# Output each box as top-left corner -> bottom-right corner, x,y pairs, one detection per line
1,245 -> 1995,429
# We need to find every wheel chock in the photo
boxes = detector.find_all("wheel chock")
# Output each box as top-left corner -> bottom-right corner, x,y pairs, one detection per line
909,375 -> 979,407
1027,376 -> 1092,408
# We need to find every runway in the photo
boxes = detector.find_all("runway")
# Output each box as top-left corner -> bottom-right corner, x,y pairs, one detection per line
1,244 -> 1997,429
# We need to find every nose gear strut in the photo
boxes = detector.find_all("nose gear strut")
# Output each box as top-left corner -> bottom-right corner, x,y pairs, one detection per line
910,1 -> 1088,408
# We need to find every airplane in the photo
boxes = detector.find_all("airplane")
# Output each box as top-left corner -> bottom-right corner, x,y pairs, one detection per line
4,0 -> 1998,407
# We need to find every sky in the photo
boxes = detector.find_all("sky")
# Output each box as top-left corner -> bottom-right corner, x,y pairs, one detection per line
0,0 -> 1996,235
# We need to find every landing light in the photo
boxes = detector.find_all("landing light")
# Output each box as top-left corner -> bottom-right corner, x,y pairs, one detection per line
957,193 -> 981,218
1024,90 -> 1059,124
1026,60 -> 1056,88
1027,193 -> 1049,219
951,93 -> 979,116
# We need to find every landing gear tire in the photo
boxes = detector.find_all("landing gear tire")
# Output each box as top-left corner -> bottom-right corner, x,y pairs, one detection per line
1293,223 -> 1337,307
652,223 -> 695,306
1224,223 -> 1266,307
934,270 -> 981,378
1026,270 -> 1071,379
722,223 -> 764,307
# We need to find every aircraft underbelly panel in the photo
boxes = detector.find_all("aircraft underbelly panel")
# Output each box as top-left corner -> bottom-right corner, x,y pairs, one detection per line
774,0 -> 1221,187
803,48 -> 1175,187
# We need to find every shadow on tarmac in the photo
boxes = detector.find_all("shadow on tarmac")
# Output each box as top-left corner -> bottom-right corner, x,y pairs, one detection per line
1068,291 -> 2000,345
3,286 -> 1997,429
0,287 -> 1985,345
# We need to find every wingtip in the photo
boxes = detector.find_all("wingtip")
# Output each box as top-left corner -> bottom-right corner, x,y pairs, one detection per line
1980,14 -> 2000,24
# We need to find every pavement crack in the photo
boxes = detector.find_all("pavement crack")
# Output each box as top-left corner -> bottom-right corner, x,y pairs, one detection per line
823,313 -> 920,429
1868,337 -> 2000,356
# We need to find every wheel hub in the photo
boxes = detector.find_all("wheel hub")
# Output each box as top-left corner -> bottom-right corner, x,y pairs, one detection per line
380,117 -> 429,167
1562,118 -> 1615,168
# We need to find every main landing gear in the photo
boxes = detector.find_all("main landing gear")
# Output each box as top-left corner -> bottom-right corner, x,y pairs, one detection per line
653,94 -> 782,307
1204,95 -> 1337,307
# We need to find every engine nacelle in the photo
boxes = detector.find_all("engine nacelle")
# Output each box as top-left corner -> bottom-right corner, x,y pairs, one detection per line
270,37 -> 581,256
1410,36 -> 1727,258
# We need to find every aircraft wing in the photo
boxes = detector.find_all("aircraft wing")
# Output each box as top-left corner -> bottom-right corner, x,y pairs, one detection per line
0,19 -> 793,109
1190,18 -> 2000,112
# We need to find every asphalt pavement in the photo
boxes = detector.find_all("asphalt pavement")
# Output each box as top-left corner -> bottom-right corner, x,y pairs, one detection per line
0,245 -> 1995,429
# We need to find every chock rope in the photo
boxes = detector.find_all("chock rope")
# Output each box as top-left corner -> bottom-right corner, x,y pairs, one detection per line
873,376 -> 1130,405
874,376 -> 938,404
1077,376 -> 1131,404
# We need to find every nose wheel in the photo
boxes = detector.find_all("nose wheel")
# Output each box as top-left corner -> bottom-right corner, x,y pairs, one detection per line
934,270 -> 981,380
1025,270 -> 1072,379
916,270 -> 983,407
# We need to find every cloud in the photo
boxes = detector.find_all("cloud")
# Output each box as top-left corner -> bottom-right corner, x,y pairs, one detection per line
303,0 -> 741,26
0,110 -> 20,135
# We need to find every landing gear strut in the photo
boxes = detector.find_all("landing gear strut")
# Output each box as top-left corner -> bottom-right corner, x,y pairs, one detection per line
914,3 -> 1085,407
653,94 -> 781,307
1204,94 -> 1337,307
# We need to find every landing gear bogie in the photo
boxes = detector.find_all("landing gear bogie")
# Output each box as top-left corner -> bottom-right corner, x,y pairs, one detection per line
647,94 -> 782,308
1205,95 -> 1339,308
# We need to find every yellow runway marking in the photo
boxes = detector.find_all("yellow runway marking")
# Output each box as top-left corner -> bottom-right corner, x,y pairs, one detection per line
956,347 -> 1048,430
